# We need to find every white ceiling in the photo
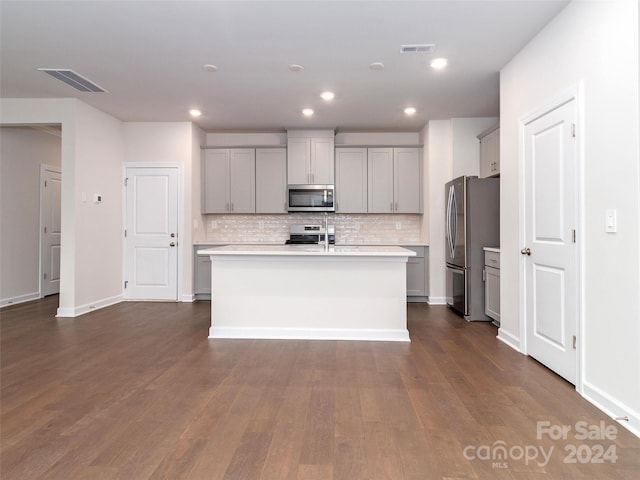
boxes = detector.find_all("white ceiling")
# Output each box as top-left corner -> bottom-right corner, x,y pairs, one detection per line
0,0 -> 569,132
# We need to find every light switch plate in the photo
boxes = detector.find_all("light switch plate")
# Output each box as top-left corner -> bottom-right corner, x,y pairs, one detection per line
605,209 -> 617,233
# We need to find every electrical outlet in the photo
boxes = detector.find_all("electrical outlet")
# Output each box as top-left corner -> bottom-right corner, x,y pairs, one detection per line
210,220 -> 218,229
258,221 -> 264,230
395,221 -> 402,230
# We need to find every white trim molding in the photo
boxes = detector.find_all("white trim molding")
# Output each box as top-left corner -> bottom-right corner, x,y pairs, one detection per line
582,380 -> 640,439
209,326 -> 410,342
56,294 -> 123,318
427,296 -> 447,305
0,292 -> 41,308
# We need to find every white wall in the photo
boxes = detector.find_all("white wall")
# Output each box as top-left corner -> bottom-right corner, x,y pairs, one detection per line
334,131 -> 421,146
426,120 -> 452,304
500,0 -> 639,434
123,122 -> 201,301
71,102 -> 124,313
205,132 -> 286,146
0,98 -> 125,316
0,127 -> 61,305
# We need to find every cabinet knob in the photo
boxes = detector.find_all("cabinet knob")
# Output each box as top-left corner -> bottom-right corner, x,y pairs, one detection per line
170,242 -> 176,247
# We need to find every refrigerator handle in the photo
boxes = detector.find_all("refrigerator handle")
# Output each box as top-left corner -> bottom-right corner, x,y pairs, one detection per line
451,185 -> 457,257
446,186 -> 452,257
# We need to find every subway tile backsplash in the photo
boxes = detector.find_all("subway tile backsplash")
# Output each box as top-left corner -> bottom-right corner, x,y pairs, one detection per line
202,214 -> 425,245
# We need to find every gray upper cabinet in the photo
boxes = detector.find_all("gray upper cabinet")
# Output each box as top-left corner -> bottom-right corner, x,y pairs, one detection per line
479,126 -> 500,178
367,147 -> 422,213
394,148 -> 422,213
287,129 -> 335,184
256,148 -> 287,213
335,147 -> 367,213
367,148 -> 395,213
202,148 -> 255,214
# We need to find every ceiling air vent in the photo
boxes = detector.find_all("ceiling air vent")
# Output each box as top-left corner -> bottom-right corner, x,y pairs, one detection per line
400,44 -> 436,54
38,68 -> 108,93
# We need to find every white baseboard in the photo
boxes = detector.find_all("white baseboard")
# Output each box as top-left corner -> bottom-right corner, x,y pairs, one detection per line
582,380 -> 640,439
0,291 -> 41,308
427,296 -> 447,305
209,326 -> 411,342
181,293 -> 195,302
497,328 -> 523,353
56,294 -> 123,318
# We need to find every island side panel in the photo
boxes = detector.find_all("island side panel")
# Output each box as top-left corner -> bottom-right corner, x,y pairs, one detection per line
208,255 -> 410,341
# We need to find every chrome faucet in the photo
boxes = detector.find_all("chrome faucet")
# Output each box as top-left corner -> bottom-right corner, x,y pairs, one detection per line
323,213 -> 329,251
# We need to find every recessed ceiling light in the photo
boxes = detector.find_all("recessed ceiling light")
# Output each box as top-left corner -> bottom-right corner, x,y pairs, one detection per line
404,107 -> 417,115
430,58 -> 448,70
289,64 -> 305,72
369,62 -> 385,71
302,108 -> 314,116
189,109 -> 202,117
203,64 -> 218,72
320,91 -> 335,101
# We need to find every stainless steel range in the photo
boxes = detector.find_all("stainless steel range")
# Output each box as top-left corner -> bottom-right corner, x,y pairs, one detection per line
285,224 -> 335,245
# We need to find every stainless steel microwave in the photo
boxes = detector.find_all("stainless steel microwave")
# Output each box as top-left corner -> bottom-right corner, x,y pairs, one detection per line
286,184 -> 335,212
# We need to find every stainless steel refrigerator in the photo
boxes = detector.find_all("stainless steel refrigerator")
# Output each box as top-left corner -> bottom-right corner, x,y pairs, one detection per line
445,175 -> 500,321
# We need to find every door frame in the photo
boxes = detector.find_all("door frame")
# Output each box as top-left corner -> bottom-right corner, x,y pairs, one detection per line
122,163 -> 183,301
39,163 -> 62,298
518,83 -> 585,393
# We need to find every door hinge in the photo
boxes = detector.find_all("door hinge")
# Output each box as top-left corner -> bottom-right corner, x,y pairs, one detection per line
124,280 -> 128,289
44,180 -> 48,187
571,123 -> 576,138
124,229 -> 127,238
572,229 -> 576,243
124,177 -> 128,187
44,226 -> 47,234
572,335 -> 577,349
44,273 -> 47,279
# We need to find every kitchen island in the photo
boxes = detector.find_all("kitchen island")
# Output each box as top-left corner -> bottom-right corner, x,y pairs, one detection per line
197,245 -> 415,342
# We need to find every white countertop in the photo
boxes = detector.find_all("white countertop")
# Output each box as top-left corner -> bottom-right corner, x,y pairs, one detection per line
483,247 -> 501,253
198,244 -> 416,257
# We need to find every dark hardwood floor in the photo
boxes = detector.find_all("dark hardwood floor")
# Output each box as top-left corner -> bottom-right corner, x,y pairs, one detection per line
1,296 -> 638,479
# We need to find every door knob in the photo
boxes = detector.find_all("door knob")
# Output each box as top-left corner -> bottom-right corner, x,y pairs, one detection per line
169,242 -> 176,247
521,247 -> 531,255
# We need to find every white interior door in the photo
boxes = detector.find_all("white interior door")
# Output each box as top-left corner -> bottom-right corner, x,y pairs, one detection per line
523,98 -> 578,384
41,166 -> 62,296
125,167 -> 179,300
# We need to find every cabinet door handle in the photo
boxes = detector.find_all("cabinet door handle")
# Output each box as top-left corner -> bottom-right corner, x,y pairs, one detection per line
390,202 -> 393,212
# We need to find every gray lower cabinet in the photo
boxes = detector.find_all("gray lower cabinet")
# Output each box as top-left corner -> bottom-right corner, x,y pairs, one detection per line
403,245 -> 428,301
484,250 -> 500,325
194,244 -> 226,299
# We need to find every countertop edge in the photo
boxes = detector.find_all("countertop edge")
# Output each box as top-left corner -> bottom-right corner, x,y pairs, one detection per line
197,245 -> 417,258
